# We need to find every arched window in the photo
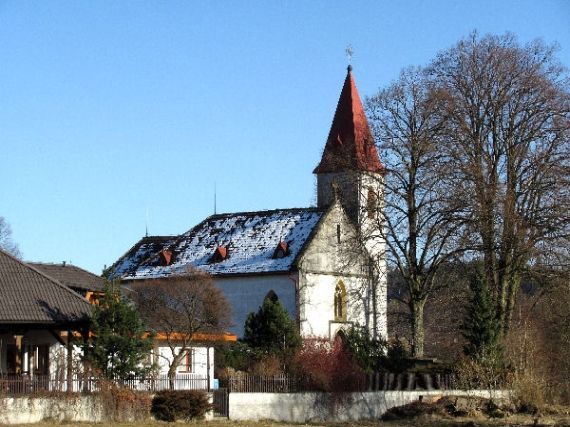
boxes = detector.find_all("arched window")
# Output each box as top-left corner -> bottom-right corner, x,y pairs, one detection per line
334,281 -> 347,321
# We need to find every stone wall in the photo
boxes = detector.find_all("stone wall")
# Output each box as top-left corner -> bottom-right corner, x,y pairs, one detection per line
0,395 -> 103,424
0,390 -> 508,424
228,390 -> 509,423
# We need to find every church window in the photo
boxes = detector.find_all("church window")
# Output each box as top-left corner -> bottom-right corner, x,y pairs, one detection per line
367,187 -> 377,219
272,241 -> 289,259
336,224 -> 341,244
334,281 -> 347,321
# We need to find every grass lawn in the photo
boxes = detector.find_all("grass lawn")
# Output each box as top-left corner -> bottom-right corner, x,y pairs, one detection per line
7,414 -> 570,427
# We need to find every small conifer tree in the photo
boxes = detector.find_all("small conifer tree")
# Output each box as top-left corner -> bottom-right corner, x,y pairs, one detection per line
86,281 -> 154,379
243,293 -> 301,362
462,273 -> 502,365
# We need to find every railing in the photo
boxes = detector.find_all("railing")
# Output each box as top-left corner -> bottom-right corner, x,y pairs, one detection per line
225,372 -> 456,393
0,372 -> 456,395
0,374 -> 209,395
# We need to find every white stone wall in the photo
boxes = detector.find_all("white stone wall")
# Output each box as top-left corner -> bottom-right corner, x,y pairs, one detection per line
315,170 -> 388,341
214,274 -> 298,337
358,171 -> 387,339
297,201 -> 373,339
0,395 -> 104,424
228,390 -> 511,423
0,390 -> 509,424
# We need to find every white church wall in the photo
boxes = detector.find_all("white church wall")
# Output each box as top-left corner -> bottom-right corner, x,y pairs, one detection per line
214,274 -> 298,337
358,172 -> 388,339
297,202 -> 373,339
298,272 -> 368,338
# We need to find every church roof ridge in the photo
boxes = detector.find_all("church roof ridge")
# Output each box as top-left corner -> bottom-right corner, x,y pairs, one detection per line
206,206 -> 324,220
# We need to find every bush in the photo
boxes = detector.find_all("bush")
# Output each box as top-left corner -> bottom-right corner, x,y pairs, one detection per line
291,337 -> 365,392
151,390 -> 212,421
98,381 -> 152,422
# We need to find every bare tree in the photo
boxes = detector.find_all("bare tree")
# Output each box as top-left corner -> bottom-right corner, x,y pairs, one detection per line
0,216 -> 21,258
430,33 -> 570,334
366,68 -> 464,357
130,269 -> 232,385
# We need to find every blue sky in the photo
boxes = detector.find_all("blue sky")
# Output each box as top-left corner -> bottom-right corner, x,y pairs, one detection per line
1,1 -> 569,274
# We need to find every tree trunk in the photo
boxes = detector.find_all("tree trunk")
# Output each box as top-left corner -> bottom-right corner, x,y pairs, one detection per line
168,353 -> 184,391
410,299 -> 426,358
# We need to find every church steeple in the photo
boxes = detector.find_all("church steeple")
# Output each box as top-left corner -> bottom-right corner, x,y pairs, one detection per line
314,66 -> 383,174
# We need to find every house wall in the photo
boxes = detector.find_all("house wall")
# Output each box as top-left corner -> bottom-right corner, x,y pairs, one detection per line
213,274 -> 298,337
0,330 -> 64,376
151,344 -> 215,389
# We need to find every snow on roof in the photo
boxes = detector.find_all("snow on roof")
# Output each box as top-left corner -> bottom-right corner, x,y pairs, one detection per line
112,208 -> 325,280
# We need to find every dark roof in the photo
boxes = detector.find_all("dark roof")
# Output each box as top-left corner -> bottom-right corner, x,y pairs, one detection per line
314,67 -> 384,174
0,249 -> 92,325
111,207 -> 325,280
30,262 -> 105,292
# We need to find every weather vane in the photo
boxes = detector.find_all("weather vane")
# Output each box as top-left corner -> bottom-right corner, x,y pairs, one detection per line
345,44 -> 354,68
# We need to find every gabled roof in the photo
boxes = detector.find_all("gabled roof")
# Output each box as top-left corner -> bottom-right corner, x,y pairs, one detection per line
30,262 -> 105,292
111,208 -> 325,279
314,66 -> 384,174
0,249 -> 92,325
110,235 -> 178,279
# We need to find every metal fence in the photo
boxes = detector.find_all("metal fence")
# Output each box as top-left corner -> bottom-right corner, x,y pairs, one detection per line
225,372 -> 456,393
0,374 -> 209,395
0,372 -> 455,395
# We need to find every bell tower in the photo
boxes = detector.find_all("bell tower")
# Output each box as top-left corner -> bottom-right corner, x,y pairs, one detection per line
313,66 -> 387,339
314,65 -> 384,227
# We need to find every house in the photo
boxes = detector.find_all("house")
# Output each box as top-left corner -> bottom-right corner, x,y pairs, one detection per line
110,66 -> 387,341
30,262 -> 105,304
0,249 -> 91,379
149,332 -> 236,390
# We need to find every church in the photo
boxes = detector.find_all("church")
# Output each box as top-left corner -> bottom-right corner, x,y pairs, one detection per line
110,66 -> 387,341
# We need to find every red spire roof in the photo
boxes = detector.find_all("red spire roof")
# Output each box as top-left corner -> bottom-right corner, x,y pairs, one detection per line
314,66 -> 384,174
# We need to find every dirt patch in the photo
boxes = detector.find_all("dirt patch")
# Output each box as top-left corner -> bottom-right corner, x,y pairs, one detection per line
379,398 -> 570,427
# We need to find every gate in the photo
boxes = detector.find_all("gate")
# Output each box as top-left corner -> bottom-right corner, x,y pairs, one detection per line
213,387 -> 229,418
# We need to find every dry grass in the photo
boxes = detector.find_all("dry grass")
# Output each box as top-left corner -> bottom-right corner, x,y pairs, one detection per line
7,414 -> 570,427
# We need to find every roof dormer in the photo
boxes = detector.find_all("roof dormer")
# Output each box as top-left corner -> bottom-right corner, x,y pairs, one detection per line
272,241 -> 289,259
159,250 -> 173,266
210,246 -> 228,263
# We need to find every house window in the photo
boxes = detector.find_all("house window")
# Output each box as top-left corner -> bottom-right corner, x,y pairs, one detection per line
336,224 -> 341,244
6,344 -> 17,374
26,345 -> 49,375
179,349 -> 193,373
334,281 -> 347,321
367,187 -> 377,219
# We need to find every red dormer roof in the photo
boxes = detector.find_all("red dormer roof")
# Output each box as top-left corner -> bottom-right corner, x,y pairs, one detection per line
210,246 -> 228,263
272,241 -> 289,259
159,250 -> 173,266
314,66 -> 384,174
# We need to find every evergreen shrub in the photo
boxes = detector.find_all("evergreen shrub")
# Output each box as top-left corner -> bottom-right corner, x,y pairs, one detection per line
151,390 -> 212,421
